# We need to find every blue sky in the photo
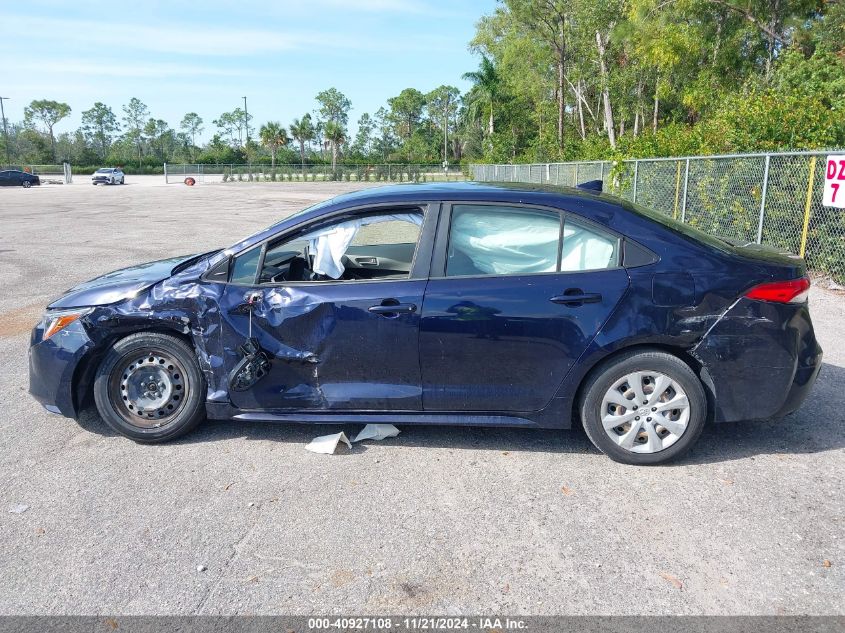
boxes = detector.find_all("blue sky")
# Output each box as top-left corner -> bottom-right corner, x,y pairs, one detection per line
2,0 -> 495,142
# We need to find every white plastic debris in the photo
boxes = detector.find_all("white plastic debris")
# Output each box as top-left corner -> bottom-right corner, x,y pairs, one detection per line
352,424 -> 401,443
8,504 -> 29,514
197,564 -> 207,572
305,432 -> 352,454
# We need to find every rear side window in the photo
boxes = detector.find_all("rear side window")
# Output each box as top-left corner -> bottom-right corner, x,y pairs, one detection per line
446,205 -> 561,277
560,218 -> 620,271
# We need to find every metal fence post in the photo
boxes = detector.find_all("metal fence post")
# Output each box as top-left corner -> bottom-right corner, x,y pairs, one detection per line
799,156 -> 818,258
163,162 -> 168,183
573,163 -> 579,186
673,160 -> 683,220
680,158 -> 690,222
546,163 -> 550,183
632,161 -> 639,203
756,154 -> 770,244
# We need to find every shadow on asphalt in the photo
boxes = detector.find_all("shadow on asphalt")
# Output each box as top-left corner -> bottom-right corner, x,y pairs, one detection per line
75,362 -> 845,466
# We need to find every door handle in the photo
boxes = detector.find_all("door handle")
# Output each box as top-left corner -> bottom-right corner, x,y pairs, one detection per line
368,301 -> 417,316
550,290 -> 602,306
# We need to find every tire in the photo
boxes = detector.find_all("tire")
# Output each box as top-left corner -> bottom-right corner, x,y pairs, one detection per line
22,180 -> 31,188
579,350 -> 706,465
93,332 -> 206,443
120,178 -> 125,184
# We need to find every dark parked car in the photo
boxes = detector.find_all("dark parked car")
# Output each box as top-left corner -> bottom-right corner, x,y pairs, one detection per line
0,169 -> 40,187
28,182 -> 822,464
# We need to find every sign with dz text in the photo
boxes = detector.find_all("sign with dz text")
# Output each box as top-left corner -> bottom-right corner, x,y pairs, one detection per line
823,155 -> 845,208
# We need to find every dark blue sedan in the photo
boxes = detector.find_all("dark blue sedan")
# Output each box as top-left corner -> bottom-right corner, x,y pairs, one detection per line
28,183 -> 822,464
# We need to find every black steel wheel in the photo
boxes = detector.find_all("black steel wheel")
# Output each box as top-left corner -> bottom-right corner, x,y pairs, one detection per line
94,332 -> 205,442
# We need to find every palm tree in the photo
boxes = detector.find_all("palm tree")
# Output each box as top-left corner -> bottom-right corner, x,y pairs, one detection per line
462,56 -> 500,137
259,122 -> 289,168
289,114 -> 315,171
323,121 -> 346,173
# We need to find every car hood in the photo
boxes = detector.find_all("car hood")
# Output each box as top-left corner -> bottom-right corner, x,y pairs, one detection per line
48,254 -> 201,309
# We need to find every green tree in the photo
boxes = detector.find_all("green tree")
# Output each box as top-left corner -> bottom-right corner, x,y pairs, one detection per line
372,107 -> 395,161
259,121 -> 289,167
143,118 -> 171,161
462,56 -> 501,139
352,112 -> 374,157
323,120 -> 346,172
387,88 -> 426,160
23,99 -> 71,161
315,88 -> 352,126
289,114 -> 315,169
426,85 -> 460,162
80,102 -> 119,161
180,112 -> 204,158
122,98 -> 149,167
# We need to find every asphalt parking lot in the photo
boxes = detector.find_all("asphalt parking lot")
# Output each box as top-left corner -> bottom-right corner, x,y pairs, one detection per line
0,177 -> 842,615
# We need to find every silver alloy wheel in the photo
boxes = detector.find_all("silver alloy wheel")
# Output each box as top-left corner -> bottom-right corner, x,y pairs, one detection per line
110,351 -> 187,429
22,180 -> 31,188
600,371 -> 690,453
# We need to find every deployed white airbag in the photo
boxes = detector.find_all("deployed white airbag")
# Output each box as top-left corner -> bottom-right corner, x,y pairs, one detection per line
308,213 -> 422,279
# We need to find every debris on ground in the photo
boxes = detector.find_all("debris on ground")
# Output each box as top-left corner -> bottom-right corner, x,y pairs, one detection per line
197,565 -> 207,572
352,424 -> 400,443
305,432 -> 352,454
8,504 -> 29,514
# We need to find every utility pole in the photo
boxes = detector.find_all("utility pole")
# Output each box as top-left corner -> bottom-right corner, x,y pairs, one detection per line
0,97 -> 10,166
242,96 -> 249,147
443,94 -> 450,172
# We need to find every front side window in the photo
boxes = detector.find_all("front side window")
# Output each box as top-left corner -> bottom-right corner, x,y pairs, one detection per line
228,210 -> 424,285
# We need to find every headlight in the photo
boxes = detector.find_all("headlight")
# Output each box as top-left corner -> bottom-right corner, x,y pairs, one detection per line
42,308 -> 93,340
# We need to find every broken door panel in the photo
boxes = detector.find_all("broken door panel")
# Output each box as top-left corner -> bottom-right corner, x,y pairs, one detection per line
218,280 -> 425,411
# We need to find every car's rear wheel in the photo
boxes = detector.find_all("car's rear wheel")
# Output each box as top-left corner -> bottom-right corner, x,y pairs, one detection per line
22,180 -> 31,188
93,332 -> 205,442
579,350 -> 706,465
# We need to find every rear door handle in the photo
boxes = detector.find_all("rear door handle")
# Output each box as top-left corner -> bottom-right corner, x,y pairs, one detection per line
368,301 -> 417,316
550,291 -> 602,306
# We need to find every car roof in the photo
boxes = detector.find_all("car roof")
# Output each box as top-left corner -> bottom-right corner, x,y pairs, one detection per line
322,181 -> 613,206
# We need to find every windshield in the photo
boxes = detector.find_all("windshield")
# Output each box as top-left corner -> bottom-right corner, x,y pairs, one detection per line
228,196 -> 342,253
624,200 -> 732,253
96,168 -> 112,173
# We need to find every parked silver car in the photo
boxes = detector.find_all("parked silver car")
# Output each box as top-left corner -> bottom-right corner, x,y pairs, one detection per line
91,167 -> 125,185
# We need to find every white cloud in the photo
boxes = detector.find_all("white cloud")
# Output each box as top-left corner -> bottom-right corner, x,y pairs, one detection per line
7,17 -> 334,56
14,59 -> 270,79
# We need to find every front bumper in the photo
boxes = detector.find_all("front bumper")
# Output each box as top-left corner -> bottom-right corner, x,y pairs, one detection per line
28,319 -> 96,418
693,298 -> 823,423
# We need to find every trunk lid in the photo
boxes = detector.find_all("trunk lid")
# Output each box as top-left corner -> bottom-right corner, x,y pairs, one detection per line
720,237 -> 807,280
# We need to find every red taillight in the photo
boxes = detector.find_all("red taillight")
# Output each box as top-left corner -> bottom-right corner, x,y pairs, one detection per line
744,277 -> 811,304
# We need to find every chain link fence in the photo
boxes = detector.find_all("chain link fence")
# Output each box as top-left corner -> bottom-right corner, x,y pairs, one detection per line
164,163 -> 467,185
472,151 -> 845,283
0,163 -> 72,183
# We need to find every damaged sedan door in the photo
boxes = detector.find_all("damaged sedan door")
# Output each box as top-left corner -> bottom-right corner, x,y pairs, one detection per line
217,206 -> 434,411
420,203 -> 630,412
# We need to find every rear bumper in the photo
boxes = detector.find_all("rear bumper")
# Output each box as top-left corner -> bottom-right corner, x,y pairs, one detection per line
693,298 -> 822,423
28,320 -> 96,418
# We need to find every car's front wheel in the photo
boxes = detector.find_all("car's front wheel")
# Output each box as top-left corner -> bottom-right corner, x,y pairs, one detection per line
22,180 -> 31,188
579,350 -> 706,465
93,332 -> 206,442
